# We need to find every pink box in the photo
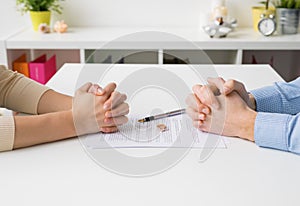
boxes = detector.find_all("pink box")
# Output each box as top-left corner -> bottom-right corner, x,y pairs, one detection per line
29,55 -> 57,84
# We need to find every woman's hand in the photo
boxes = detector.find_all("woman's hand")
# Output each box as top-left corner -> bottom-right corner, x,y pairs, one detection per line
72,82 -> 129,136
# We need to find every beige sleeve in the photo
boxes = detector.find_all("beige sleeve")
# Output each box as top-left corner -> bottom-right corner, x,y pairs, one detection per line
0,65 -> 50,114
0,116 -> 15,151
0,65 -> 50,151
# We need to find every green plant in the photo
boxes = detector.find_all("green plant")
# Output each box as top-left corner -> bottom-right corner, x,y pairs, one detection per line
272,0 -> 300,8
259,0 -> 271,9
16,0 -> 64,15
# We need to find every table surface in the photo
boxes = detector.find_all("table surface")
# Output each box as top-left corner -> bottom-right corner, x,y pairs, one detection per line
1,64 -> 299,206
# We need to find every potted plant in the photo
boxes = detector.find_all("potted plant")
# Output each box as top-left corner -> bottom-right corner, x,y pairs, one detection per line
273,0 -> 300,34
252,0 -> 276,31
16,0 -> 64,31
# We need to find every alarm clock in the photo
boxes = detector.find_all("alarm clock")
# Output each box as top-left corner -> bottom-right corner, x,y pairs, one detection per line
258,14 -> 276,36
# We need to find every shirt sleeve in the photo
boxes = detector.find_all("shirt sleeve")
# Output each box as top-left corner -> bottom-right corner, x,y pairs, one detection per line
0,116 -> 15,152
0,65 -> 50,152
254,112 -> 300,155
0,65 -> 50,114
251,77 -> 300,115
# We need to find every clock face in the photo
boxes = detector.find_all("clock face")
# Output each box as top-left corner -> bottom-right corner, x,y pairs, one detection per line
258,18 -> 276,36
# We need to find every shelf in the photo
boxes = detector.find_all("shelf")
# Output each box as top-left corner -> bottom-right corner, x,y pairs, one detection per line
6,27 -> 300,50
4,27 -> 300,81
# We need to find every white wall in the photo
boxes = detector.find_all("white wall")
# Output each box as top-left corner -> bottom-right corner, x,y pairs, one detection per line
0,0 -> 257,33
0,1 -> 29,36
61,0 -> 256,27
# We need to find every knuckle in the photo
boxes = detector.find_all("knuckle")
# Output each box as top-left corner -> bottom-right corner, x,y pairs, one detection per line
86,82 -> 93,87
201,98 -> 209,105
217,77 -> 223,82
200,85 -> 207,92
122,94 -> 127,101
199,126 -> 205,132
110,82 -> 117,88
202,85 -> 211,95
228,79 -> 235,86
125,109 -> 130,115
114,91 -> 120,96
192,84 -> 200,92
198,103 -> 205,111
126,106 -> 130,114
123,103 -> 129,109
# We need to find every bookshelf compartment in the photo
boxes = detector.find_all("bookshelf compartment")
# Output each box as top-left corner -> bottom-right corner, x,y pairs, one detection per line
85,50 -> 158,64
243,50 -> 300,81
163,50 -> 238,64
7,49 -> 80,71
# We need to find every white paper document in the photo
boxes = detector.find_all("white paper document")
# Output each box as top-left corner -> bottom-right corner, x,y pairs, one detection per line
82,115 -> 227,149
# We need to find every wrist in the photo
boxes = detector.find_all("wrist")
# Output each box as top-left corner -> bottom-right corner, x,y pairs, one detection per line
62,110 -> 77,137
248,93 -> 257,111
238,109 -> 257,142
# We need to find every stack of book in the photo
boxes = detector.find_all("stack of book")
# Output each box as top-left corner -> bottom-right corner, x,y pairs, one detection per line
13,54 -> 57,84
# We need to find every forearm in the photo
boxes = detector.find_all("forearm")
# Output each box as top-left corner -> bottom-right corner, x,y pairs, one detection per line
254,112 -> 300,154
38,90 -> 72,114
237,108 -> 257,142
251,78 -> 300,114
13,111 -> 76,149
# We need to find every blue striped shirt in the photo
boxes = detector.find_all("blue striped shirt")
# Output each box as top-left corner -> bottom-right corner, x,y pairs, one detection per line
251,77 -> 300,154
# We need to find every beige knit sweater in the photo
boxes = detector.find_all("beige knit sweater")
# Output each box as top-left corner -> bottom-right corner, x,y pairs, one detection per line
0,65 -> 50,151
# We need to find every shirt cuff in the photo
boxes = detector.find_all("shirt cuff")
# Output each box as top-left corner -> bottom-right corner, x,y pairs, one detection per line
251,86 -> 282,113
0,116 -> 15,152
254,112 -> 290,152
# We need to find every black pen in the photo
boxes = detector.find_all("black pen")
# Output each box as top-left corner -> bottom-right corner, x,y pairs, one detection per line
138,109 -> 186,123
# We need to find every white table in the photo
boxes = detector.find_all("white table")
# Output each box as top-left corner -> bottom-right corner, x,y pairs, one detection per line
1,64 -> 299,206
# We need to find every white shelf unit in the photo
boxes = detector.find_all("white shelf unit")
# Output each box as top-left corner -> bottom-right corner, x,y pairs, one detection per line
84,49 -> 158,64
5,27 -> 300,81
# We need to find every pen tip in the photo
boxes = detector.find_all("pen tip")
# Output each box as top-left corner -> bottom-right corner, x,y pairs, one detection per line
138,119 -> 145,123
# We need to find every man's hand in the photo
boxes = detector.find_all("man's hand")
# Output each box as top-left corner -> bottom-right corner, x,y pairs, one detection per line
72,82 -> 129,136
186,77 -> 256,125
199,92 -> 256,141
186,79 -> 257,141
207,77 -> 256,110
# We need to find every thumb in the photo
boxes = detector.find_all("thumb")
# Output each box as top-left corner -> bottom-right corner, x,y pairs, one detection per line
207,77 -> 225,94
88,84 -> 105,96
77,82 -> 93,93
192,84 -> 220,109
102,83 -> 117,99
223,79 -> 249,101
